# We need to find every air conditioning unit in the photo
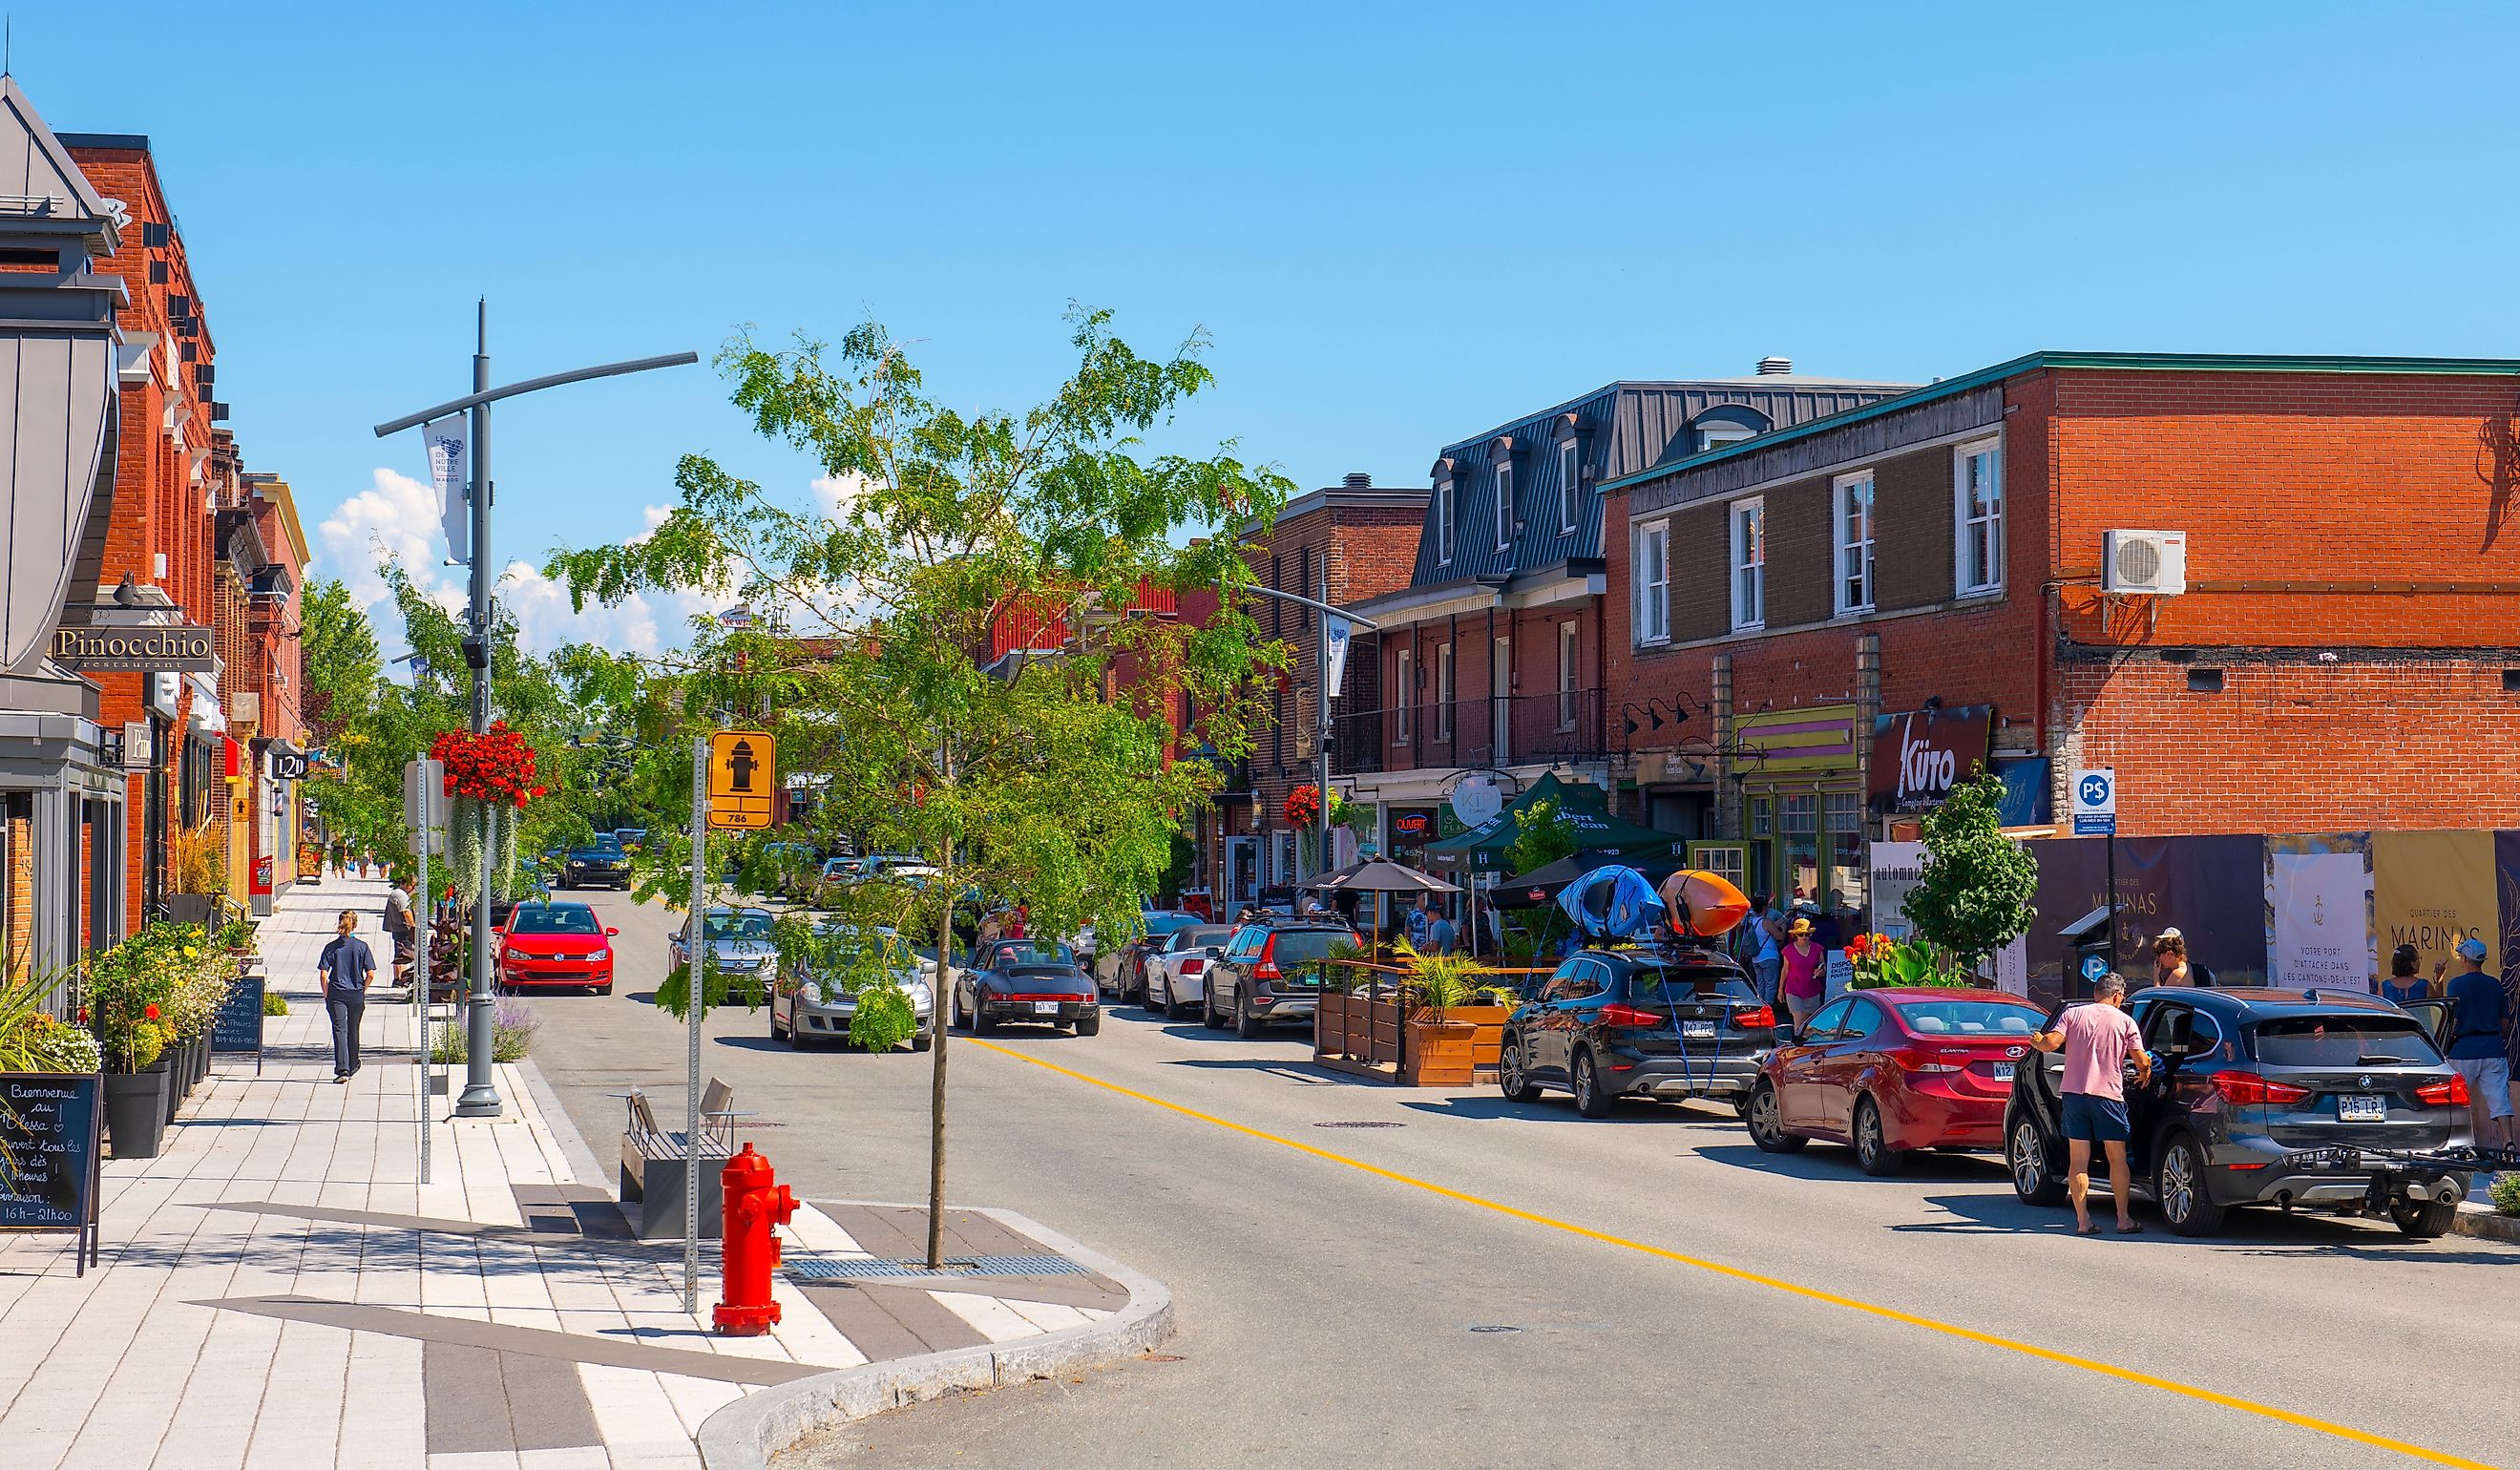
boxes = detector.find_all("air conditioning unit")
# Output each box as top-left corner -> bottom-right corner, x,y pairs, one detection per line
2103,530 -> 2187,595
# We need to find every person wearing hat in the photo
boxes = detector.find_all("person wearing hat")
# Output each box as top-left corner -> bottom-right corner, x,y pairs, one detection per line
2436,935 -> 2511,1181
1778,914 -> 1829,1028
2379,944 -> 2430,1006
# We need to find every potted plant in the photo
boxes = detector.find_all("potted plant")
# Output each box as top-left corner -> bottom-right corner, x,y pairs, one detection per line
89,923 -> 188,1157
165,822 -> 227,926
218,915 -> 258,960
1394,939 -> 1497,1086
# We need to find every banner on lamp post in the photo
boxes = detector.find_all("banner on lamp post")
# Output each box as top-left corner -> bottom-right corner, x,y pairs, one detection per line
1323,615 -> 1352,702
420,415 -> 472,565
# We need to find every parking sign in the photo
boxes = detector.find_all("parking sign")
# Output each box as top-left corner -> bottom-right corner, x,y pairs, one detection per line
2071,766 -> 2116,836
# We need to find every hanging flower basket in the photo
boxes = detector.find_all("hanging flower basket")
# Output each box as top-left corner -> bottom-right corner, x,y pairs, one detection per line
1284,784 -> 1322,828
430,721 -> 548,810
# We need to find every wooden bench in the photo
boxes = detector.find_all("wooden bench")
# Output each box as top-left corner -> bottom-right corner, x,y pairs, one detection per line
617,1080 -> 749,1240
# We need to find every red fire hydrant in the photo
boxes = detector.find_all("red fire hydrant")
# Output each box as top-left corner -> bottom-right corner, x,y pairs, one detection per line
715,1143 -> 797,1335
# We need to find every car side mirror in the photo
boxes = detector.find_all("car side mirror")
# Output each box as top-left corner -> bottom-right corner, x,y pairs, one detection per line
606,927 -> 620,936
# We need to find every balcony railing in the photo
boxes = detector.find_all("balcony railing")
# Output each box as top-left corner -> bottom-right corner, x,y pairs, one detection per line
1330,688 -> 1605,776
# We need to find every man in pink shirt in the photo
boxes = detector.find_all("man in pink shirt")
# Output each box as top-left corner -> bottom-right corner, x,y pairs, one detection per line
2028,973 -> 2152,1235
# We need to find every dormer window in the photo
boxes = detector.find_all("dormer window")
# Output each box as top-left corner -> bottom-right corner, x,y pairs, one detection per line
1494,458 -> 1514,551
1558,440 -> 1581,533
1690,406 -> 1772,456
1435,469 -> 1456,566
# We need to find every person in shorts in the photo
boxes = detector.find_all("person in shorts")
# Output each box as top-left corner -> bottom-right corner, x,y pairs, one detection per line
2437,936 -> 2511,1183
2027,972 -> 2152,1235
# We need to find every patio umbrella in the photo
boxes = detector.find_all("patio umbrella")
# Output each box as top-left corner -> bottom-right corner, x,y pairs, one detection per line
1301,861 -> 1460,895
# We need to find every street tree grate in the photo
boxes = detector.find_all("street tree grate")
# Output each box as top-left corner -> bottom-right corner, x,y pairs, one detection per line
784,1253 -> 1088,1281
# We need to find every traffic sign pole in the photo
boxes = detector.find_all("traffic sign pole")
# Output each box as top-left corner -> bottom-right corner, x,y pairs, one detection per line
2071,767 -> 2121,976
685,735 -> 707,1315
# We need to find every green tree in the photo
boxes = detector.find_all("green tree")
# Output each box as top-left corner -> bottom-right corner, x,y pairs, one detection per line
1503,796 -> 1579,877
1901,773 -> 2037,973
548,306 -> 1292,1267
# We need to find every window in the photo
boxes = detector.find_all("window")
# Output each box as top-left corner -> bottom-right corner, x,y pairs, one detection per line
1437,478 -> 1455,565
1558,441 -> 1581,533
1494,460 -> 1514,551
1802,997 -> 1853,1040
1634,519 -> 1670,644
1956,440 -> 2004,595
1698,424 -> 1756,453
1557,621 -> 1580,728
1834,472 -> 1875,616
1839,997 -> 1886,1040
1394,649 -> 1413,743
1298,545 -> 1312,603
1436,642 -> 1454,740
1730,498 -> 1765,630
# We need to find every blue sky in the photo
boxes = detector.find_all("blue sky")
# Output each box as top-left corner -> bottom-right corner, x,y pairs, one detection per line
26,2 -> 2520,650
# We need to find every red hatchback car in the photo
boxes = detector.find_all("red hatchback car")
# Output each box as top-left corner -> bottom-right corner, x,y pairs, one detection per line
497,901 -> 619,995
1744,987 -> 2046,1174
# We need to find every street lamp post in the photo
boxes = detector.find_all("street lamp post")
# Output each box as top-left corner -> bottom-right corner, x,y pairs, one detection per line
1241,581 -> 1376,887
376,304 -> 696,1119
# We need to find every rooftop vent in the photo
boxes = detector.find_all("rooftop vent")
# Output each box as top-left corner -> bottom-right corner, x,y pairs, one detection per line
1343,472 -> 1372,489
1755,356 -> 1793,376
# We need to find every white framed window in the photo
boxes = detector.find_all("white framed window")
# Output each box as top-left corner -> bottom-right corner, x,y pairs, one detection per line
1436,642 -> 1454,740
1558,441 -> 1581,533
1494,460 -> 1514,551
1436,478 -> 1455,565
1955,439 -> 2004,595
1557,620 -> 1580,728
1633,518 -> 1670,644
1394,649 -> 1413,743
1834,471 -> 1875,617
1698,423 -> 1756,454
1729,498 -> 1765,631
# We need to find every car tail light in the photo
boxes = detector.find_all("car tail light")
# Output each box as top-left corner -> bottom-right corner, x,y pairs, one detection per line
1890,1047 -> 1961,1074
2212,1070 -> 2311,1106
1254,935 -> 1279,980
1598,1002 -> 1663,1029
2416,1075 -> 2470,1107
1732,1005 -> 1774,1030
1180,957 -> 1205,975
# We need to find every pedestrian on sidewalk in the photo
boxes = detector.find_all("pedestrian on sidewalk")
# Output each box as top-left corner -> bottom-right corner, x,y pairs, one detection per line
319,910 -> 377,1083
384,877 -> 416,979
1424,904 -> 1457,956
1746,892 -> 1784,1007
2380,944 -> 2430,1005
1406,893 -> 1433,950
2027,972 -> 2152,1235
2435,936 -> 2511,1185
2151,930 -> 2198,987
1779,916 -> 1828,1029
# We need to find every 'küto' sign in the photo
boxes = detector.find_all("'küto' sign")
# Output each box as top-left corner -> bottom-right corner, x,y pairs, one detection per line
50,624 -> 217,672
1867,704 -> 1993,815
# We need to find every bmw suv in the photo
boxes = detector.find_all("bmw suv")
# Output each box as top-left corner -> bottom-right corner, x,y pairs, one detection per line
1501,945 -> 1776,1117
2006,987 -> 2473,1237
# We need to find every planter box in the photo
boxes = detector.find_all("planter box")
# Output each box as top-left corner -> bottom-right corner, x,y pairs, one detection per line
1442,1003 -> 1513,1072
1402,1019 -> 1477,1087
106,1068 -> 168,1158
165,893 -> 217,926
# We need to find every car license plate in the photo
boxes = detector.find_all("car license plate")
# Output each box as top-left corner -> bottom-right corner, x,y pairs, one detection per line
1033,1001 -> 1060,1016
2339,1093 -> 2386,1123
1681,1019 -> 1715,1039
1991,1061 -> 2016,1082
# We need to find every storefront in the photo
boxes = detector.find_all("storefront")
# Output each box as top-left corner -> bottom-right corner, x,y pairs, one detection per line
1733,704 -> 1866,911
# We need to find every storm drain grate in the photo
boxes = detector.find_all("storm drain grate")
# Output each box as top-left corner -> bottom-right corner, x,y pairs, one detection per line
1313,1121 -> 1406,1129
784,1253 -> 1088,1281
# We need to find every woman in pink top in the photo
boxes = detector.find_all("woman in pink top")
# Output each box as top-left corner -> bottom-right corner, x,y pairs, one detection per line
1778,917 -> 1828,1028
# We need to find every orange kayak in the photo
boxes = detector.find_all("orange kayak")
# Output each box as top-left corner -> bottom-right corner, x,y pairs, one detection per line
1656,869 -> 1751,937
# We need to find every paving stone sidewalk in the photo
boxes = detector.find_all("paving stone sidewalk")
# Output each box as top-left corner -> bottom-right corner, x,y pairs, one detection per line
0,876 -> 1123,1470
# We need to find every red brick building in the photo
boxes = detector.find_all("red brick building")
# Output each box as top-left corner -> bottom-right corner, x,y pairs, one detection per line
1601,351 -> 2520,911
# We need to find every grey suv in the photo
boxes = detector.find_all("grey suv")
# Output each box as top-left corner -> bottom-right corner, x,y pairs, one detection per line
1501,946 -> 1775,1117
2006,987 -> 2473,1236
1203,920 -> 1358,1038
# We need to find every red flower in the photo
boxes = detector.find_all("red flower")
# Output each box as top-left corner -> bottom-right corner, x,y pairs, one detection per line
144,1003 -> 160,1020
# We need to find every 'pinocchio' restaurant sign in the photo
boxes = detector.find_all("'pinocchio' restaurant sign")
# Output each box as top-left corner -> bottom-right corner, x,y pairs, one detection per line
49,624 -> 218,672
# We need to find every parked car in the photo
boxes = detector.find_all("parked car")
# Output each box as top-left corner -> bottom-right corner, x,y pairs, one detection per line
495,901 -> 619,995
771,920 -> 934,1051
558,839 -> 630,891
613,828 -> 647,854
2005,986 -> 2473,1237
1203,919 -> 1359,1038
951,938 -> 1100,1036
1745,988 -> 2045,1172
668,906 -> 781,999
1145,923 -> 1235,1019
1103,911 -> 1206,1004
1500,946 -> 1775,1117
808,855 -> 866,906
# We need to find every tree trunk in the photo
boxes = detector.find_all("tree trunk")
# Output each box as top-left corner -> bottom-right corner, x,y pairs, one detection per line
927,741 -> 954,1270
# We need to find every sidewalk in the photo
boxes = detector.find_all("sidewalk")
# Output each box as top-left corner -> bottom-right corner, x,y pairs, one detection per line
0,877 -> 1166,1470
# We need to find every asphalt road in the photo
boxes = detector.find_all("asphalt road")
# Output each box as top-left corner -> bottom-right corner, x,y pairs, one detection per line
527,890 -> 2519,1470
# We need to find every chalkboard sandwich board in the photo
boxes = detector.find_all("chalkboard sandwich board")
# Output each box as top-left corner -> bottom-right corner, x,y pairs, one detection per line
0,1073 -> 103,1274
212,975 -> 265,1074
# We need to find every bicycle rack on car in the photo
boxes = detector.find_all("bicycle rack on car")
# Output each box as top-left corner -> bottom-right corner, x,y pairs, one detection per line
2271,1143 -> 2520,1212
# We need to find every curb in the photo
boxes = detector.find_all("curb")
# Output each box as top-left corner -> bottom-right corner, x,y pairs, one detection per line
2452,1205 -> 2520,1245
514,1056 -> 610,1187
694,1207 -> 1175,1470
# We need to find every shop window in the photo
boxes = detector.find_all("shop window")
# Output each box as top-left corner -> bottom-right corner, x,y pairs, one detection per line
1750,796 -> 1774,837
1955,440 -> 2004,596
1782,793 -> 1819,903
1825,791 -> 1865,910
1731,498 -> 1766,631
1835,472 -> 1875,616
1634,519 -> 1670,644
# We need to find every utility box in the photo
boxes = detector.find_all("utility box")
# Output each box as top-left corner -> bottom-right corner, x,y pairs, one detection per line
2057,903 -> 2124,998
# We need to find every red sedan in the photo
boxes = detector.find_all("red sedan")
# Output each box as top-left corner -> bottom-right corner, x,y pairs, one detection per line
497,901 -> 619,995
1744,986 -> 2046,1174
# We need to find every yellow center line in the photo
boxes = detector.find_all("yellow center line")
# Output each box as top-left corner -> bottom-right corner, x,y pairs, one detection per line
969,1038 -> 2490,1469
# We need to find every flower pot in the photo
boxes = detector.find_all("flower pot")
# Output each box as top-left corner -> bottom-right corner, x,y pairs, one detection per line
190,1035 -> 209,1088
160,1057 -> 183,1125
106,1069 -> 169,1158
165,893 -> 216,926
1401,1019 -> 1477,1087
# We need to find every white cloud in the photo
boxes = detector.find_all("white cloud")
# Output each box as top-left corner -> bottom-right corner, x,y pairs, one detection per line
809,472 -> 877,520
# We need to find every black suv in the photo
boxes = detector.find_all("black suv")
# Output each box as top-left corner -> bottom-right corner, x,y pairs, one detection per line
1501,945 -> 1776,1117
558,840 -> 629,891
1203,919 -> 1358,1038
2006,987 -> 2473,1237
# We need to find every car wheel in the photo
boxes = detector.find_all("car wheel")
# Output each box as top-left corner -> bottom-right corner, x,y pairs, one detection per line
1499,1036 -> 1543,1104
2387,1197 -> 2458,1238
2156,1132 -> 2227,1236
1203,987 -> 1224,1030
1571,1048 -> 1615,1118
953,991 -> 973,1033
912,1033 -> 933,1053
972,998 -> 996,1036
596,984 -> 612,997
1234,995 -> 1259,1040
2006,1109 -> 2067,1206
1854,1096 -> 1903,1177
1746,1079 -> 1805,1152
1076,1013 -> 1102,1038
